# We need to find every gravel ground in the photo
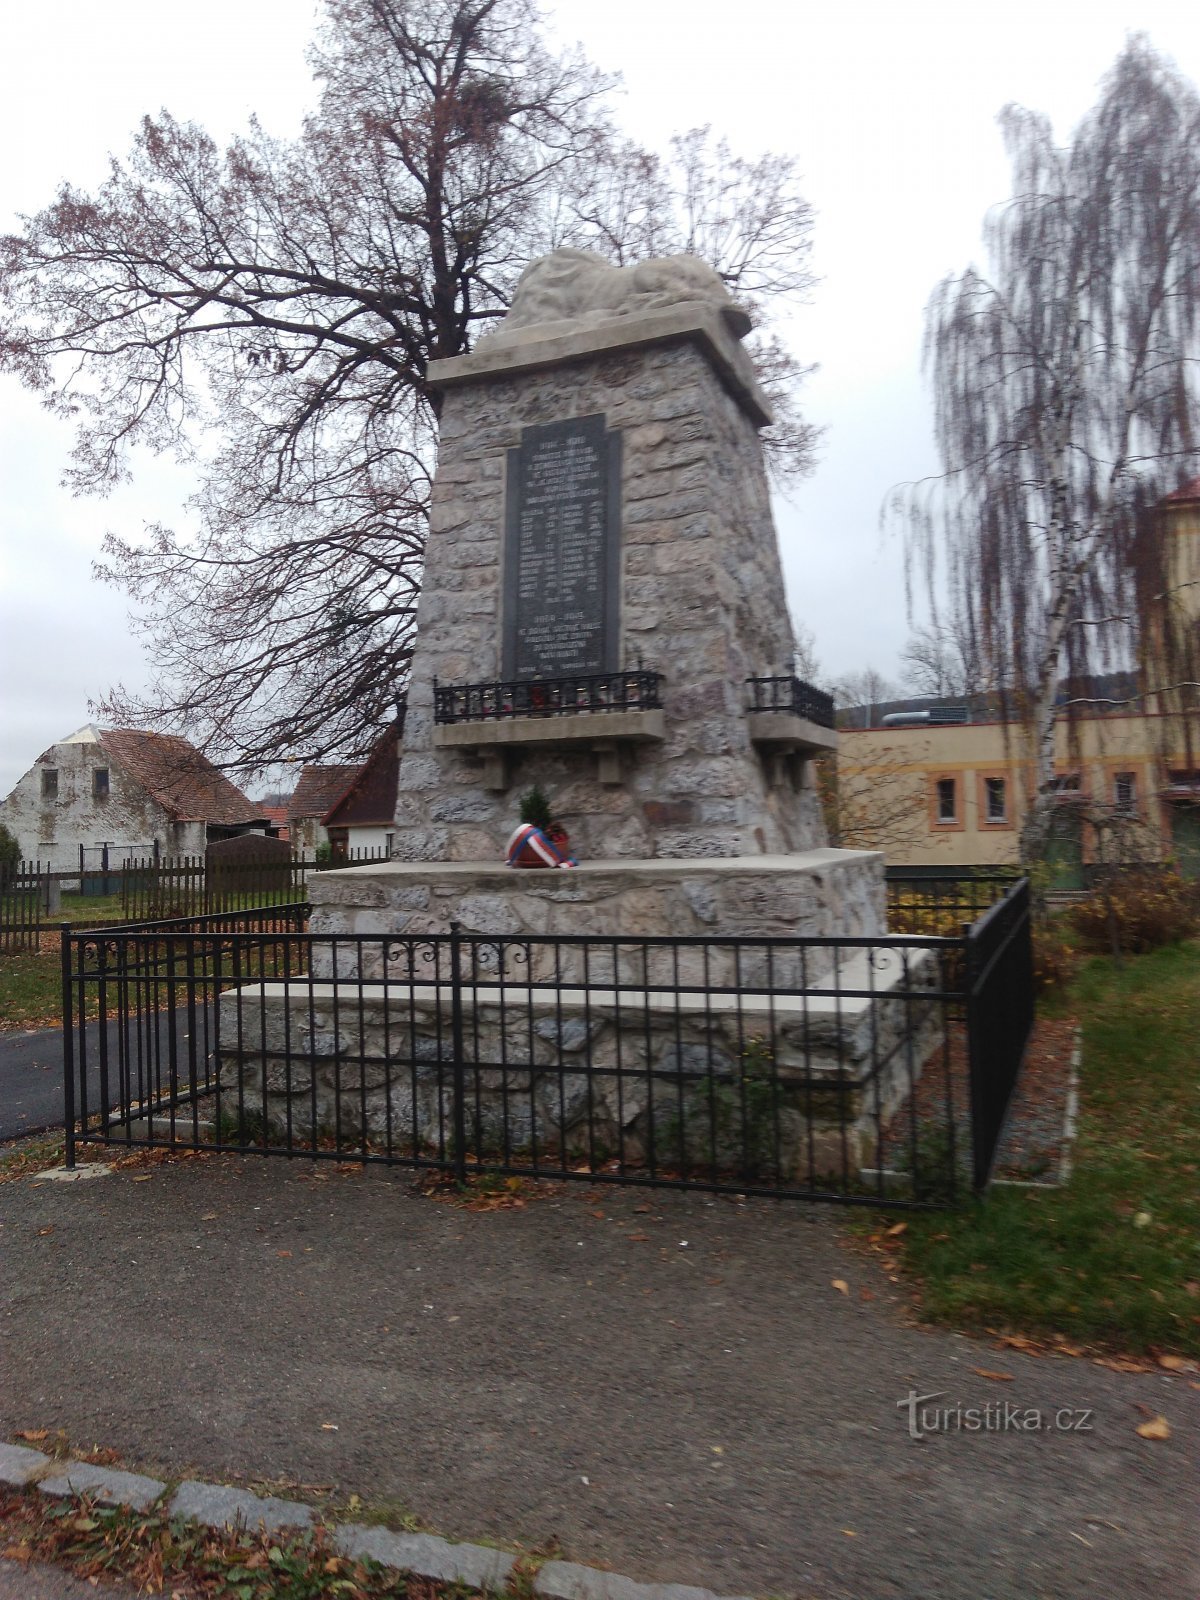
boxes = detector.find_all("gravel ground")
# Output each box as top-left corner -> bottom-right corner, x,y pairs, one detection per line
1,1154 -> 1196,1599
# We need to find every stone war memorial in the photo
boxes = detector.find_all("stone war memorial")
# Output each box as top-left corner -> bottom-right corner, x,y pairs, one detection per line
221,250 -> 934,1185
316,248 -> 882,939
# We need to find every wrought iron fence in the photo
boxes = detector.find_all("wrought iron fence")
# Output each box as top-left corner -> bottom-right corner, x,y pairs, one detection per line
433,670 -> 663,723
62,881 -> 1033,1205
745,675 -> 837,729
116,850 -> 388,923
885,868 -> 1022,936
0,860 -> 47,954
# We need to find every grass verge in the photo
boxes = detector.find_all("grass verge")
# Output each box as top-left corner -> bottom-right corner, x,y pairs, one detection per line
878,940 -> 1200,1356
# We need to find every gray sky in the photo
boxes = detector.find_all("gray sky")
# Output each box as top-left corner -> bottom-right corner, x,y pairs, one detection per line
2,0 -> 1199,798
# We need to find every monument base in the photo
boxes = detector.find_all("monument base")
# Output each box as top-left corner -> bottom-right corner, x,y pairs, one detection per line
307,849 -> 886,945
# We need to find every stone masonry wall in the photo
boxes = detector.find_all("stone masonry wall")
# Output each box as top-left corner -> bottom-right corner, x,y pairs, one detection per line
393,338 -> 825,864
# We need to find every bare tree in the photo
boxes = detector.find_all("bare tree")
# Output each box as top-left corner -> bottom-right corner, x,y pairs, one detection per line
896,38 -> 1200,861
0,0 -> 818,772
828,667 -> 899,728
899,617 -> 983,701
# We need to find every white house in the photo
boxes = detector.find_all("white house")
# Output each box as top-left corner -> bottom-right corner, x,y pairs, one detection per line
0,725 -> 269,871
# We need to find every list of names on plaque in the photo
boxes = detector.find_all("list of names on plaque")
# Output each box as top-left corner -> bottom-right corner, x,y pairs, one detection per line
504,414 -> 619,680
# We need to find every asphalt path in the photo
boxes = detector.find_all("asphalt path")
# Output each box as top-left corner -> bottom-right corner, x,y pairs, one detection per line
0,1010 -> 209,1142
3,1158 -> 1196,1598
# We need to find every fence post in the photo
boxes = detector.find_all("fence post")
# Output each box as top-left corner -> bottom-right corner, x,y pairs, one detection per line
449,921 -> 467,1185
963,921 -> 986,1194
60,923 -> 76,1169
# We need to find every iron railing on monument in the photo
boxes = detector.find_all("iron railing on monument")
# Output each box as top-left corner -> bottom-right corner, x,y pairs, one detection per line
61,879 -> 1033,1204
746,675 -> 837,729
433,671 -> 663,723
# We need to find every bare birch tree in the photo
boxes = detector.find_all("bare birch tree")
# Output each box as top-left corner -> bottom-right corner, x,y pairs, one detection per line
898,38 -> 1200,860
0,0 -> 818,772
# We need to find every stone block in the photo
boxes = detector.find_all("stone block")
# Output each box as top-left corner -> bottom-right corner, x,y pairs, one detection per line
535,1558 -> 753,1600
40,1461 -> 165,1512
168,1480 -> 315,1533
0,1441 -> 49,1486
333,1523 -> 515,1589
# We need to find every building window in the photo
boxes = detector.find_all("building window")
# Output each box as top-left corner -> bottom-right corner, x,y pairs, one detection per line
1114,771 -> 1137,811
936,778 -> 957,823
93,768 -> 110,801
1048,772 -> 1081,797
41,768 -> 58,799
985,777 -> 1007,823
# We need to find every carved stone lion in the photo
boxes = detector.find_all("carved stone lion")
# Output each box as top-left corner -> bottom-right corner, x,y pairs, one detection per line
483,248 -> 752,346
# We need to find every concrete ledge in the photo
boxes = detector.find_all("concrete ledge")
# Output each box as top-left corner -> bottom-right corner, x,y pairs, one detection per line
40,1462 -> 165,1512
746,711 -> 837,753
427,304 -> 773,428
228,943 -> 929,1029
433,709 -> 665,749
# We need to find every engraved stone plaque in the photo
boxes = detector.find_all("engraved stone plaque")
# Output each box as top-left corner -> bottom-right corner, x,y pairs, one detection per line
502,414 -> 621,680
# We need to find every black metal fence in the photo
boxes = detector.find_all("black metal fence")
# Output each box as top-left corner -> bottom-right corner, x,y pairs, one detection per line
0,860 -> 47,954
433,670 -> 663,723
116,850 -> 388,923
62,880 -> 1033,1204
746,675 -> 837,729
885,868 -> 1023,936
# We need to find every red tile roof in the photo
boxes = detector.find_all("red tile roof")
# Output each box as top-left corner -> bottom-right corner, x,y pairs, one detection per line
1164,476 -> 1200,502
290,764 -> 362,821
323,724 -> 401,828
97,730 -> 265,825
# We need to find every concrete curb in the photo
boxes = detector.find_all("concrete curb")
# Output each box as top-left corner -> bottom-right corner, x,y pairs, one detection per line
0,1439 -> 749,1599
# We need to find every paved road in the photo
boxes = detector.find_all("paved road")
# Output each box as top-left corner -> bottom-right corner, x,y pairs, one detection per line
0,1011 -> 208,1142
2,1157 -> 1196,1598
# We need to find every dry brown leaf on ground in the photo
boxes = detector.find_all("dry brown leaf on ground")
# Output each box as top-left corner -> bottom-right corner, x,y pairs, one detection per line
971,1368 -> 1015,1382
832,1279 -> 849,1295
1136,1416 -> 1171,1440
1157,1354 -> 1197,1372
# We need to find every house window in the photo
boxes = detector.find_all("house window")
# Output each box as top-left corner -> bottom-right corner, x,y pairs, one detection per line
41,768 -> 58,799
1048,772 -> 1081,796
985,777 -> 1007,823
936,778 -> 957,823
1114,771 -> 1137,811
93,768 -> 110,801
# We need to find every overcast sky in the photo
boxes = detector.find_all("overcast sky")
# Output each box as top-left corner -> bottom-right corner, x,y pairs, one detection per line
2,0 -> 1199,799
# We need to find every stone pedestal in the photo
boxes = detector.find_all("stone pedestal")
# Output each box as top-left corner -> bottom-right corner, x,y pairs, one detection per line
309,850 -> 884,948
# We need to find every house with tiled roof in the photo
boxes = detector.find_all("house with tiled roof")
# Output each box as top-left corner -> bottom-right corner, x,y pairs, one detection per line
0,725 -> 269,872
321,721 -> 402,860
288,763 -> 362,854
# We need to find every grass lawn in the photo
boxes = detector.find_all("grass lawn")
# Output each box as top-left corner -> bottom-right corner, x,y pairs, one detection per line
887,939 -> 1200,1356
